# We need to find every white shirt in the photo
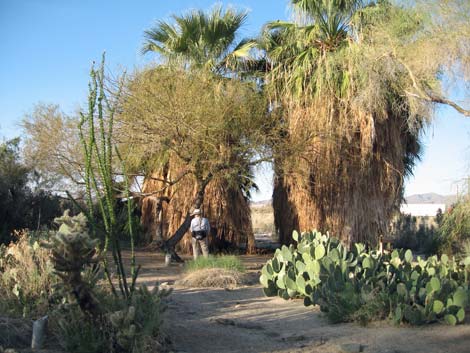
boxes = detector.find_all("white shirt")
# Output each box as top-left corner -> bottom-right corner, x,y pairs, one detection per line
190,216 -> 210,233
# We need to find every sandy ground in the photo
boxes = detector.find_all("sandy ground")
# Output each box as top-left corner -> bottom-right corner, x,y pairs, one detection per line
122,250 -> 470,353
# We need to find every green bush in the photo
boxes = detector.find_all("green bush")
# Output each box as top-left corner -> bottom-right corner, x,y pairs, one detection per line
54,306 -> 109,353
439,199 -> 470,255
54,284 -> 170,353
44,211 -> 171,353
391,213 -> 440,255
129,285 -> 171,351
0,138 -> 72,245
184,255 -> 245,273
260,230 -> 470,325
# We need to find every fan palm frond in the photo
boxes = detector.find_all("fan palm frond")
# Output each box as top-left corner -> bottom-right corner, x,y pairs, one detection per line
142,5 -> 251,71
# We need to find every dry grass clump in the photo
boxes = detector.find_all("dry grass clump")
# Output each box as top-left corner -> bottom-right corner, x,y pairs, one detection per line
177,268 -> 245,289
0,230 -> 56,317
177,255 -> 246,288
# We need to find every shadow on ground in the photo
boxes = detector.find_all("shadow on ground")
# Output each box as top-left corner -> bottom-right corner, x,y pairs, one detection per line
120,249 -> 470,353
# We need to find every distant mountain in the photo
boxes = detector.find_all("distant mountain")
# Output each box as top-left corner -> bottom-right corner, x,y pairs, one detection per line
405,193 -> 457,205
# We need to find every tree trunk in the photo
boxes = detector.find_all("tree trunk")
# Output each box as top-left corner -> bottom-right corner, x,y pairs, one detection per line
141,164 -> 255,255
162,179 -> 206,262
273,110 -> 420,247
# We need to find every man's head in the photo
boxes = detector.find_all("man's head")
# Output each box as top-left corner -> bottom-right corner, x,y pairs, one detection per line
191,209 -> 201,217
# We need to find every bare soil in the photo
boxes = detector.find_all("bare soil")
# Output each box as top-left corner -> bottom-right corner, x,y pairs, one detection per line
4,250 -> 469,353
124,250 -> 470,353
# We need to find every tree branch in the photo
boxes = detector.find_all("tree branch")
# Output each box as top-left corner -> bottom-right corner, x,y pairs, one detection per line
426,92 -> 470,117
399,56 -> 470,117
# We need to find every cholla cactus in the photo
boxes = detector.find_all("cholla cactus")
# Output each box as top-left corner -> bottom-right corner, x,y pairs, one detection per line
42,210 -> 101,317
109,306 -> 137,350
46,210 -> 99,271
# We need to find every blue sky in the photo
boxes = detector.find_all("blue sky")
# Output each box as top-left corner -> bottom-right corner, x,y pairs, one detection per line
1,0 -> 469,201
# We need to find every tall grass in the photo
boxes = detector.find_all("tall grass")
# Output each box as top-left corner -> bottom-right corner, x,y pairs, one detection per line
439,199 -> 470,255
184,255 -> 245,273
0,230 -> 56,317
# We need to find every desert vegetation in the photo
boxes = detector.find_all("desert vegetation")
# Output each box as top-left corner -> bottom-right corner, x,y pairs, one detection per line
177,256 -> 247,289
263,0 -> 470,246
137,6 -> 264,256
2,0 -> 470,352
260,230 -> 470,326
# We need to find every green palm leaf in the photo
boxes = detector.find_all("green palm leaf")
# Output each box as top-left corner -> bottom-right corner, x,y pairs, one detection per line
142,5 -> 251,71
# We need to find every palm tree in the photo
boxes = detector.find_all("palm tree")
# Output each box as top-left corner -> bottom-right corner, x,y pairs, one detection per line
142,5 -> 255,73
140,6 -> 258,254
260,0 -> 428,245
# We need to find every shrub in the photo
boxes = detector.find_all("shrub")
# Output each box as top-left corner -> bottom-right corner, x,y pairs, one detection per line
184,255 -> 245,273
53,284 -> 170,353
54,306 -> 109,353
44,211 -> 171,353
260,230 -> 470,326
438,199 -> 470,255
0,229 -> 56,317
391,213 -> 440,255
128,285 -> 171,352
0,138 -> 72,244
348,290 -> 389,326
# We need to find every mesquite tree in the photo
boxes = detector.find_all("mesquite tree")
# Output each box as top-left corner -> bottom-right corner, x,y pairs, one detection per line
117,67 -> 274,260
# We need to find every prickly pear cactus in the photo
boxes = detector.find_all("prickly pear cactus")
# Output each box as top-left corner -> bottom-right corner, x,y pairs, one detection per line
389,251 -> 469,325
260,230 -> 470,325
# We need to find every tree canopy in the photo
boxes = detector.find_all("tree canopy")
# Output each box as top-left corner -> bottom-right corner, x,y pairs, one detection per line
19,0 -> 470,250
117,67 -> 272,194
257,0 -> 470,244
0,138 -> 65,243
142,5 -> 255,73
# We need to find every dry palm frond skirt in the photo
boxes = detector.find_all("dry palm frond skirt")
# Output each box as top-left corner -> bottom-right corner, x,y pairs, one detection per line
140,162 -> 255,254
273,99 -> 422,246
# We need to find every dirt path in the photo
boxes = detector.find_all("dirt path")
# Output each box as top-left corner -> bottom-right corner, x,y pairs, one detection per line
125,250 -> 470,353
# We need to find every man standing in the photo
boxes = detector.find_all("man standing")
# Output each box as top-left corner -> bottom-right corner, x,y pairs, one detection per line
190,209 -> 210,259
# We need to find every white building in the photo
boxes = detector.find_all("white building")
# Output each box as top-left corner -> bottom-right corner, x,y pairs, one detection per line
400,203 -> 446,217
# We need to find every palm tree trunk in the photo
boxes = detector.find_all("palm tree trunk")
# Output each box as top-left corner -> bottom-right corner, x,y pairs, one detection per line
273,110 -> 420,246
